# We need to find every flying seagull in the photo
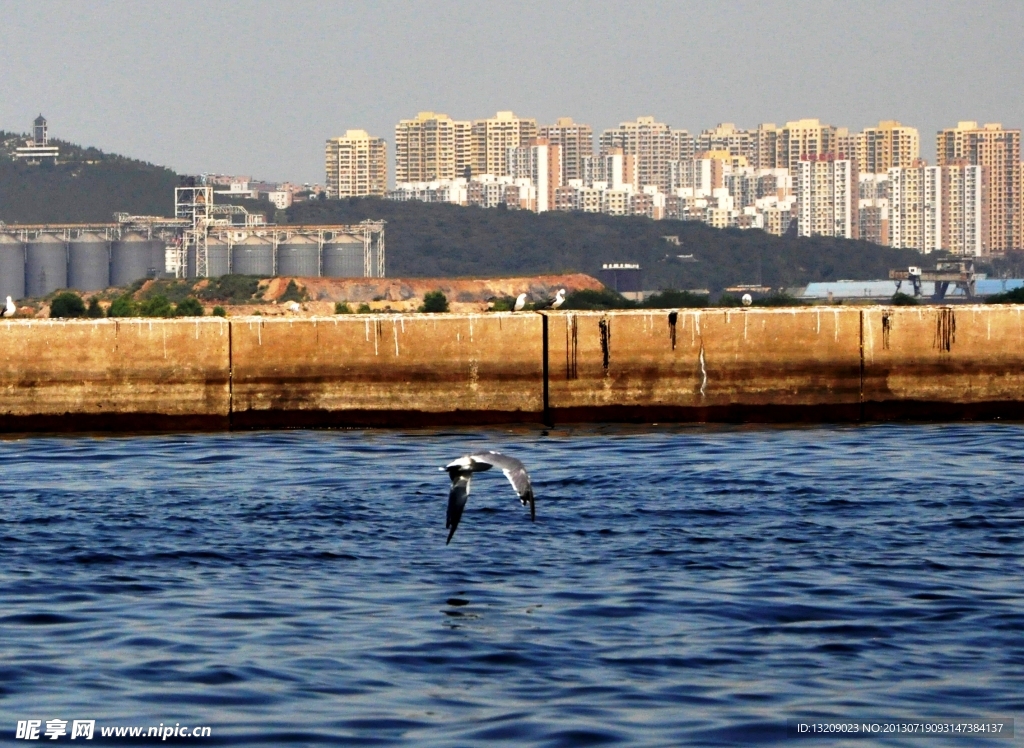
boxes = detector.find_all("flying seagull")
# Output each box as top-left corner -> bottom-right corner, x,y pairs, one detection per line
3,296 -> 15,318
442,450 -> 535,545
513,293 -> 527,311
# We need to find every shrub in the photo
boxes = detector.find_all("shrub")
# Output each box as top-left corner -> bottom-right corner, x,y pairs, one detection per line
86,296 -> 104,318
197,275 -> 260,302
212,306 -> 227,317
106,294 -> 138,317
356,303 -> 372,314
335,302 -> 353,314
717,293 -> 743,307
642,290 -> 709,309
891,291 -> 920,306
174,297 -> 205,316
560,289 -> 636,310
139,294 -> 173,318
489,295 -> 516,311
50,292 -> 86,318
280,279 -> 307,303
419,291 -> 449,313
753,292 -> 806,307
987,286 -> 1024,304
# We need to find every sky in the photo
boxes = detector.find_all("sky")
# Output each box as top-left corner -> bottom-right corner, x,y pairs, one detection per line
2,0 -> 1022,185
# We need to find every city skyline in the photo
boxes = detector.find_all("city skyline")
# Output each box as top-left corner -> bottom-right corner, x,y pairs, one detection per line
2,0 -> 1023,184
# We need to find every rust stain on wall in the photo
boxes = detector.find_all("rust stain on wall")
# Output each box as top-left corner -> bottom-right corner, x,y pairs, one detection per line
599,317 -> 611,371
934,308 -> 956,352
565,314 -> 579,380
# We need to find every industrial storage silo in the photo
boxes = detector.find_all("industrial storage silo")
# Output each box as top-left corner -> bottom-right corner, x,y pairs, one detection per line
186,237 -> 230,278
276,234 -> 320,277
0,234 -> 26,301
111,232 -> 151,287
206,237 -> 230,277
322,235 -> 365,277
231,235 -> 274,276
149,239 -> 169,278
25,233 -> 67,297
68,232 -> 110,292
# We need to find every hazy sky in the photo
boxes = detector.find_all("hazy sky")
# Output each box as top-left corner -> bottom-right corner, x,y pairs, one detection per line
2,0 -> 1022,184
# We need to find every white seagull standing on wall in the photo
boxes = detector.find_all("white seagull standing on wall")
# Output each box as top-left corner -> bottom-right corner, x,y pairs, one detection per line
442,451 -> 535,545
513,293 -> 527,312
3,296 -> 15,317
551,289 -> 566,309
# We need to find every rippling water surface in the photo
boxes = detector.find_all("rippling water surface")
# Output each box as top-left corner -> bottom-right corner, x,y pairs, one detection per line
2,424 -> 1023,746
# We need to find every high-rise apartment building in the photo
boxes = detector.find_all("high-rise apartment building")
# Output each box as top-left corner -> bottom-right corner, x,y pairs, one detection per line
538,117 -> 593,184
394,112 -> 472,183
796,155 -> 858,239
937,121 -> 1020,251
471,111 -> 538,177
325,130 -> 387,198
888,164 -> 942,253
508,138 -> 562,212
941,162 -> 986,256
671,130 -> 696,162
779,119 -> 839,174
753,124 -> 781,169
858,120 -> 920,174
696,123 -> 753,161
600,116 -> 676,192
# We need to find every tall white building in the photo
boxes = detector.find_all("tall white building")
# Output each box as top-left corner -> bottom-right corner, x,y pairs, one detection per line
508,139 -> 562,212
797,156 -> 857,239
888,165 -> 941,253
941,163 -> 985,256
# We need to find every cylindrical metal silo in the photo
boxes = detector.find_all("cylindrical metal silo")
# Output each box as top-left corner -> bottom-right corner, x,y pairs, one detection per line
206,237 -> 230,278
25,233 -> 67,297
322,235 -> 365,277
111,232 -> 151,287
231,235 -> 274,276
276,235 -> 320,277
188,238 -> 230,279
0,234 -> 26,301
149,239 -> 168,278
68,232 -> 110,292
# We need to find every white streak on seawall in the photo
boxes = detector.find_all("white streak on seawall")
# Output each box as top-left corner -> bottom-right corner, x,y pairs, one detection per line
699,344 -> 707,398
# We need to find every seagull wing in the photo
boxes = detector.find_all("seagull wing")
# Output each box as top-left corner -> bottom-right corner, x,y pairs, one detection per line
468,451 -> 535,521
446,472 -> 472,545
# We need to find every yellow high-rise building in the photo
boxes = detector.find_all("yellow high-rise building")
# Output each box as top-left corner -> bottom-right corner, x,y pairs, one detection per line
470,111 -> 538,177
325,130 -> 387,198
539,117 -> 593,184
394,112 -> 472,183
778,119 -> 839,174
859,120 -> 920,174
937,121 -> 1020,251
599,116 -> 676,192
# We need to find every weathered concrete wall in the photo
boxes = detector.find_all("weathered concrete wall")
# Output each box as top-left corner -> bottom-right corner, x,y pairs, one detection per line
544,308 -> 863,421
863,305 -> 1024,418
230,314 -> 543,426
2,307 -> 1024,431
0,318 -> 230,430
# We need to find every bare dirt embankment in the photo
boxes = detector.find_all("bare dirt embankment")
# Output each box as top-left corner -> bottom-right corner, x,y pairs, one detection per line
257,273 -> 604,314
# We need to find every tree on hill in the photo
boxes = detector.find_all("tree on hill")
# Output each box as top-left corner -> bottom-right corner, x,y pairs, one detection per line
285,197 -> 929,292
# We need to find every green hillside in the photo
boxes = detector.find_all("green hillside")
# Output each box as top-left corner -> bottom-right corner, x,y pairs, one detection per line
285,197 -> 928,292
0,131 -> 178,223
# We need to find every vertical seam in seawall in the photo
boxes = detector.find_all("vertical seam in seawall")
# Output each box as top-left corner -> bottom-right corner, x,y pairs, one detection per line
541,312 -> 551,426
858,309 -> 865,422
227,319 -> 234,429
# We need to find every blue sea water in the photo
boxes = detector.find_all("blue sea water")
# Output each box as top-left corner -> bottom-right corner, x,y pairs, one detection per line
1,424 -> 1022,746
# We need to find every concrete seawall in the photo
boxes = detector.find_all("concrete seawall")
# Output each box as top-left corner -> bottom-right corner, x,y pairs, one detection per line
1,306 -> 1023,431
